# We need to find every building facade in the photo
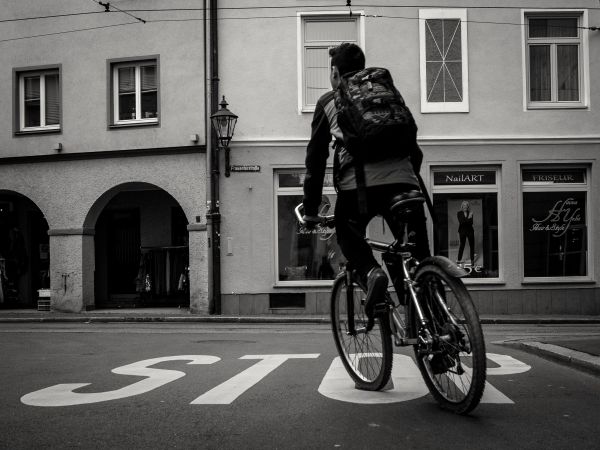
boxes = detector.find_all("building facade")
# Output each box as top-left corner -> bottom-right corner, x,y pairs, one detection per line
1,1 -> 599,315
215,0 -> 600,315
0,1 -> 209,312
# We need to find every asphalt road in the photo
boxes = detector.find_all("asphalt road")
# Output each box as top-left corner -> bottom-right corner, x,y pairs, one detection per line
1,323 -> 599,450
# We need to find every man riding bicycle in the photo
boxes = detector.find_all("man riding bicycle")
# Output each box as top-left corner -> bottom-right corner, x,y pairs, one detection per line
302,43 -> 430,315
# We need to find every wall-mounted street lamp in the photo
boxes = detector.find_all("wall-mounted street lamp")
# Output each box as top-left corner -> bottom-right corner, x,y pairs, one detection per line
210,96 -> 238,177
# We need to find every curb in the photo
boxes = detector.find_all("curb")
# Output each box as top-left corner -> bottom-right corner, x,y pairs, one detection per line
498,340 -> 600,377
0,315 -> 331,324
1,316 -> 600,324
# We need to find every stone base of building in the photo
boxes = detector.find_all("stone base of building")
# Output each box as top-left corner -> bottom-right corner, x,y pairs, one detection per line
221,288 -> 600,316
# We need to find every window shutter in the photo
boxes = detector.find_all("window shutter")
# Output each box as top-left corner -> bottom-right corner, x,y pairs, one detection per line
118,67 -> 136,93
141,65 -> 157,92
45,73 -> 60,125
304,47 -> 330,106
24,76 -> 40,101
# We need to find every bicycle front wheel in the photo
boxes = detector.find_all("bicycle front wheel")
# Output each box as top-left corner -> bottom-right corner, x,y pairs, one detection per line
412,264 -> 486,414
330,274 -> 393,391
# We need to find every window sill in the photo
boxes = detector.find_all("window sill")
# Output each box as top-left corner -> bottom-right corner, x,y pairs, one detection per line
109,120 -> 160,130
274,281 -> 334,288
14,128 -> 61,137
522,277 -> 595,284
526,103 -> 588,110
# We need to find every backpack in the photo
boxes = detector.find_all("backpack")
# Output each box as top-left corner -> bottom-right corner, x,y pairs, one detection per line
333,67 -> 417,162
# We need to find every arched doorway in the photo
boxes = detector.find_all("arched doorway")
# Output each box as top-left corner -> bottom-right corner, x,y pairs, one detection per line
91,183 -> 190,309
0,191 -> 49,309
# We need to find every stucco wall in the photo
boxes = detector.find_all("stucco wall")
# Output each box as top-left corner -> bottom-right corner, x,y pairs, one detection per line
217,0 -> 600,141
0,0 -> 207,156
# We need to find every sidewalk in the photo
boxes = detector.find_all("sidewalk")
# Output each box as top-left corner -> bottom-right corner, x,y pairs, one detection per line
1,308 -> 599,376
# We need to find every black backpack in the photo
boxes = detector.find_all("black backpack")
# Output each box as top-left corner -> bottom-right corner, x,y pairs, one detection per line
334,67 -> 417,162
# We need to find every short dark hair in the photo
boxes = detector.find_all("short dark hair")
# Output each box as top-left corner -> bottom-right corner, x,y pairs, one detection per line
329,43 -> 365,76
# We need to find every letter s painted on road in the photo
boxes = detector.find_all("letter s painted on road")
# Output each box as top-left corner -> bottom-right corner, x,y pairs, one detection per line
21,355 -> 220,407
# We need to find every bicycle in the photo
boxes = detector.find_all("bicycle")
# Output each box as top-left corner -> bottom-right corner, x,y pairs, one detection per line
295,191 -> 487,414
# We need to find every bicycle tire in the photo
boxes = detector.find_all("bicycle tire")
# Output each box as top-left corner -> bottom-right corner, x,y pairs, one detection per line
330,273 -> 393,391
411,264 -> 486,414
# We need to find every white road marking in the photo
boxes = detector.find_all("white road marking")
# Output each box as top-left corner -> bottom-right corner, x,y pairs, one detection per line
486,353 -> 532,375
21,355 -> 219,407
191,354 -> 320,405
318,354 -> 429,404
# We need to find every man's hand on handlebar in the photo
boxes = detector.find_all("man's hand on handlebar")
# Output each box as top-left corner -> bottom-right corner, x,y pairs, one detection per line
302,214 -> 322,229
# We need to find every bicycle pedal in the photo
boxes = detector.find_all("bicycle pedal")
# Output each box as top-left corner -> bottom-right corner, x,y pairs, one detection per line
373,302 -> 389,314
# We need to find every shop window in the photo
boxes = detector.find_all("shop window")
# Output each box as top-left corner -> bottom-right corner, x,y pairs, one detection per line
275,171 -> 345,284
522,167 -> 589,279
431,168 -> 500,279
109,57 -> 159,126
524,10 -> 589,109
419,9 -> 469,113
298,12 -> 362,112
15,67 -> 61,133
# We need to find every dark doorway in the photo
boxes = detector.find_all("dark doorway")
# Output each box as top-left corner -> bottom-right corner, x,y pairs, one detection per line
103,209 -> 140,305
0,193 -> 48,309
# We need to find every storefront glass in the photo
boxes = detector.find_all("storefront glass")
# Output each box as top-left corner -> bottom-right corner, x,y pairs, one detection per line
432,168 -> 500,279
522,168 -> 588,278
276,171 -> 345,283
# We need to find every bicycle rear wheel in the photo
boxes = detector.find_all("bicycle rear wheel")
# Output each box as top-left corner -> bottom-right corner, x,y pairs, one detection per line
412,264 -> 486,414
330,274 -> 393,391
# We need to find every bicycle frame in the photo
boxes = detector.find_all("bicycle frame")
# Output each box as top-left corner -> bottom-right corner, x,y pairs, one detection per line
356,237 -> 463,351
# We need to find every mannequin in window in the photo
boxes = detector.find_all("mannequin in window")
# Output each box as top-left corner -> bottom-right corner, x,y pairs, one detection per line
457,200 -> 475,266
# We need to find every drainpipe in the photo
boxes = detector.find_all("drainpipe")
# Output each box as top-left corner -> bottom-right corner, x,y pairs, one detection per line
205,0 -> 221,314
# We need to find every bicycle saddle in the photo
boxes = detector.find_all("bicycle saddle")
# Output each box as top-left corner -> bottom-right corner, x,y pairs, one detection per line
388,190 -> 424,210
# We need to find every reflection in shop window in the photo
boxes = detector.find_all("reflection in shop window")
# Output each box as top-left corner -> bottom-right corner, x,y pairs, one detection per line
276,172 -> 345,283
522,168 -> 588,278
432,169 -> 500,279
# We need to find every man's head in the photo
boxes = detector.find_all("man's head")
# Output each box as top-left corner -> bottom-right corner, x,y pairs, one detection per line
329,43 -> 365,89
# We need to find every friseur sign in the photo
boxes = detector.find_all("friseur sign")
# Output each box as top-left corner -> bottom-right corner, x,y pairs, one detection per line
434,170 -> 496,185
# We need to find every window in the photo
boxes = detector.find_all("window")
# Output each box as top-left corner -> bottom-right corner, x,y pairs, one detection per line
524,11 -> 588,108
431,168 -> 501,280
275,171 -> 345,284
110,58 -> 159,125
16,68 -> 61,132
298,12 -> 362,112
419,9 -> 469,113
522,167 -> 589,279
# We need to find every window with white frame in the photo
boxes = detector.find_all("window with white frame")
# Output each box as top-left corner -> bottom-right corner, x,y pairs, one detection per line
419,9 -> 469,113
16,68 -> 60,132
298,13 -> 361,112
522,166 -> 589,279
275,170 -> 345,284
431,167 -> 501,280
111,58 -> 159,125
524,11 -> 588,108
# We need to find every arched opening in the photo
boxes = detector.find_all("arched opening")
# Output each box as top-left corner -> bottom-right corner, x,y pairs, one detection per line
91,183 -> 190,309
0,191 -> 49,309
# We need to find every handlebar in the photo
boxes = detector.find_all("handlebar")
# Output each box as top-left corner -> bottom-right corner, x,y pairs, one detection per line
294,204 -> 335,228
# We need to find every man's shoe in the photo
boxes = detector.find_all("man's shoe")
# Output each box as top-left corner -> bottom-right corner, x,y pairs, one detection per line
364,268 -> 388,319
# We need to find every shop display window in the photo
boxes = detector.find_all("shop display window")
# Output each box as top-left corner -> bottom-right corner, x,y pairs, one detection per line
431,168 -> 500,279
275,171 -> 345,284
522,167 -> 589,279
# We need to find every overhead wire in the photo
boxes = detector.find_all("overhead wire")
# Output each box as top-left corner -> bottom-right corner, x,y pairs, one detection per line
90,0 -> 146,23
2,3 -> 600,23
0,3 -> 598,43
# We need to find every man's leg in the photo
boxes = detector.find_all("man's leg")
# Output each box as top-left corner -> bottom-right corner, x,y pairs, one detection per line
335,189 -> 388,318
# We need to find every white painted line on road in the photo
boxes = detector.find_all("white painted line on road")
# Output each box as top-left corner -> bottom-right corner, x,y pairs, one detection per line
318,354 -> 429,404
486,353 -> 532,375
21,355 -> 220,407
191,354 -> 320,405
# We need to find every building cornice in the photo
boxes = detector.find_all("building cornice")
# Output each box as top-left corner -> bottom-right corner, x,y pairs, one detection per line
0,145 -> 206,166
230,136 -> 600,148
